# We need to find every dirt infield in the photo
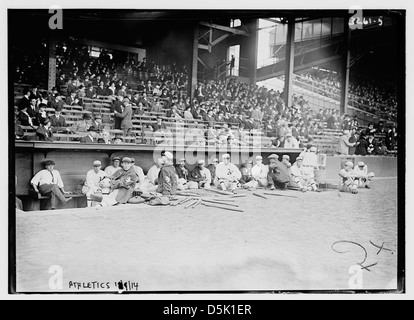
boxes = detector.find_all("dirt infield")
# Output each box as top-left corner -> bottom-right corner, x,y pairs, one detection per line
15,178 -> 398,292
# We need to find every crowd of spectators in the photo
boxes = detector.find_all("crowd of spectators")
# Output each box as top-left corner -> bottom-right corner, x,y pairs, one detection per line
296,70 -> 398,121
14,40 -> 397,152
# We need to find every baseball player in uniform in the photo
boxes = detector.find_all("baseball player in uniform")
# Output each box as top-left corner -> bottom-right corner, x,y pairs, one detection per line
339,161 -> 359,194
353,161 -> 375,189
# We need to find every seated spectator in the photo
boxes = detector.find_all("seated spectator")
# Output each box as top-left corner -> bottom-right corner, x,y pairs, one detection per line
27,96 -> 39,124
284,133 -> 300,148
38,92 -> 50,107
151,101 -> 163,113
18,89 -> 31,113
184,106 -> 194,120
96,81 -> 108,96
49,107 -> 66,128
36,118 -> 53,141
18,105 -> 34,127
215,153 -> 242,192
153,84 -> 162,96
35,103 -> 49,126
135,102 -> 146,116
82,160 -> 107,202
152,118 -> 165,132
47,94 -> 65,111
30,159 -> 72,209
187,159 -> 212,190
66,91 -> 80,106
71,113 -> 93,132
366,134 -> 379,155
99,157 -> 137,207
117,84 -> 127,97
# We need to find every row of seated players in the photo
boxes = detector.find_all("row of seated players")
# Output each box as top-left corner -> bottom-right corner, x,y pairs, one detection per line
29,148 -> 326,210
28,147 -> 375,210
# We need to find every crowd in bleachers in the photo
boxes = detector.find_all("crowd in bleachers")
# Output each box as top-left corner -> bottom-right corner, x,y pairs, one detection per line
13,39 -> 398,153
297,70 -> 398,121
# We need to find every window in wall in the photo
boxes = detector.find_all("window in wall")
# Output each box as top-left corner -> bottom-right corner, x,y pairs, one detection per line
230,19 -> 242,28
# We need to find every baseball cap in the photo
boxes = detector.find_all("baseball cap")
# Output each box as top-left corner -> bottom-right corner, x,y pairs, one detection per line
296,156 -> 303,161
164,152 -> 174,160
197,159 -> 205,165
310,147 -> 317,152
255,156 -> 263,161
112,156 -> 121,162
345,161 -> 354,168
222,154 -> 230,159
282,155 -> 290,160
121,157 -> 132,163
268,154 -> 279,160
358,162 -> 365,167
93,160 -> 102,166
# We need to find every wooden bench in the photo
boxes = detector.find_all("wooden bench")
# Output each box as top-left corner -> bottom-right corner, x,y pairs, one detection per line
27,188 -> 87,211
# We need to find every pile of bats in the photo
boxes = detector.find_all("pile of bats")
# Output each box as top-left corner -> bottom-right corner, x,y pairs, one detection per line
171,188 -> 298,213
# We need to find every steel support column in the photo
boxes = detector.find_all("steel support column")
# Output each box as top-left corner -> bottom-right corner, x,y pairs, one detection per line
283,18 -> 295,107
340,18 -> 351,115
190,25 -> 199,101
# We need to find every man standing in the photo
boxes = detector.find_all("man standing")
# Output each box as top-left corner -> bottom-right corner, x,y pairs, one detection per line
157,152 -> 178,196
30,160 -> 72,209
267,154 -> 291,190
115,97 -> 133,136
251,155 -> 268,188
188,159 -> 212,190
215,153 -> 242,192
82,160 -> 107,198
337,130 -> 356,155
104,156 -> 121,176
175,157 -> 190,191
100,157 -> 138,206
353,161 -> 375,189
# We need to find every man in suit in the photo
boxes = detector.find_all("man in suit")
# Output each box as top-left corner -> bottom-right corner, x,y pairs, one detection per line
27,96 -> 39,122
18,89 -> 31,113
114,97 -> 133,136
47,94 -> 65,110
49,108 -> 66,128
96,81 -> 108,96
112,96 -> 124,130
85,84 -> 96,98
18,105 -> 34,127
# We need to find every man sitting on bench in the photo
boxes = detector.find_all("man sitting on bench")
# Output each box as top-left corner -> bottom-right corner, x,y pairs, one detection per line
30,160 -> 72,209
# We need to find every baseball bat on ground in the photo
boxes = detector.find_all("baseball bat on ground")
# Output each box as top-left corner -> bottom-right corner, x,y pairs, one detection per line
201,202 -> 244,213
201,199 -> 240,207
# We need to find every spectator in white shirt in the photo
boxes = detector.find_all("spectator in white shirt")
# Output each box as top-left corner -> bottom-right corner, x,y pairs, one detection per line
30,160 -> 72,209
